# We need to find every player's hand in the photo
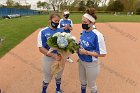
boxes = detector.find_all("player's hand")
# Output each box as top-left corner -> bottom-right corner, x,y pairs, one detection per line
79,49 -> 87,55
77,59 -> 80,62
47,52 -> 61,61
54,54 -> 62,61
66,24 -> 70,29
62,27 -> 67,30
47,50 -> 52,56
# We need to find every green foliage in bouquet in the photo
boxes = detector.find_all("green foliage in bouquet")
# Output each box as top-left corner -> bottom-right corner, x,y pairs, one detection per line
67,39 -> 79,54
47,36 -> 58,48
47,35 -> 79,54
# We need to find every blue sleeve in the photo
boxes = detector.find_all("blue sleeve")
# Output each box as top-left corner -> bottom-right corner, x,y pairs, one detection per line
93,35 -> 100,54
41,31 -> 49,48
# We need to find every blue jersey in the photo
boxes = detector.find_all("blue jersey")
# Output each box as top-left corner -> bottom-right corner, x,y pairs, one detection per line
58,19 -> 73,33
37,27 -> 64,54
78,30 -> 100,62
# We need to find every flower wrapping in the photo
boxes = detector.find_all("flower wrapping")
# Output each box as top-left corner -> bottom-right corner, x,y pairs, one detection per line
47,32 -> 79,75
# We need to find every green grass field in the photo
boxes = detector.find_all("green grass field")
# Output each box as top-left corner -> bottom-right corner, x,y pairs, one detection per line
71,13 -> 140,23
0,14 -> 140,58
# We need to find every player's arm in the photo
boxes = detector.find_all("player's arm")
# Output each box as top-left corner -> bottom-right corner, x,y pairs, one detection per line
99,54 -> 106,57
39,47 -> 58,59
67,25 -> 73,30
86,51 -> 99,57
79,48 -> 99,57
37,30 -> 60,60
66,20 -> 73,30
98,34 -> 107,57
65,24 -> 72,30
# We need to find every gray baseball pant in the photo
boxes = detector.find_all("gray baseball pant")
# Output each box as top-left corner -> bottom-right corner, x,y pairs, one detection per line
79,59 -> 100,93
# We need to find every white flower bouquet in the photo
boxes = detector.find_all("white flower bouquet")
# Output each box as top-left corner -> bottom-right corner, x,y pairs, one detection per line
47,32 -> 79,75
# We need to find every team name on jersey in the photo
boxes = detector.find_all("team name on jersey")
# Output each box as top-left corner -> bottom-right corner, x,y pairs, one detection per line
45,33 -> 51,39
80,39 -> 90,47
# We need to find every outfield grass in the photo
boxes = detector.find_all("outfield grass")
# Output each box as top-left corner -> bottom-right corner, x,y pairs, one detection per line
70,13 -> 140,23
97,14 -> 140,22
0,14 -> 140,58
0,15 -> 49,57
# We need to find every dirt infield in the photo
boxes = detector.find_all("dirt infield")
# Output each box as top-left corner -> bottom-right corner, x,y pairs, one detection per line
0,23 -> 140,93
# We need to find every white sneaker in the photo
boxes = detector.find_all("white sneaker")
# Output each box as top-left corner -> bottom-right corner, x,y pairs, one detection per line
67,58 -> 73,63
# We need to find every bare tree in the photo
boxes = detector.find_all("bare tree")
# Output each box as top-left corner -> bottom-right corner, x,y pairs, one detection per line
100,0 -> 108,6
49,0 -> 63,11
6,0 -> 14,7
37,1 -> 42,9
121,0 -> 138,12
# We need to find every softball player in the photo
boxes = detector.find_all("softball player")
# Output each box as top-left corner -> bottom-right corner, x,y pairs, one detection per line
58,9 -> 74,63
37,13 -> 64,93
78,8 -> 107,93
58,9 -> 73,33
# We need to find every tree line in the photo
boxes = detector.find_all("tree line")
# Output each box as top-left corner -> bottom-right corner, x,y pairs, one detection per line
76,0 -> 140,14
0,0 -> 31,9
1,0 -> 140,14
